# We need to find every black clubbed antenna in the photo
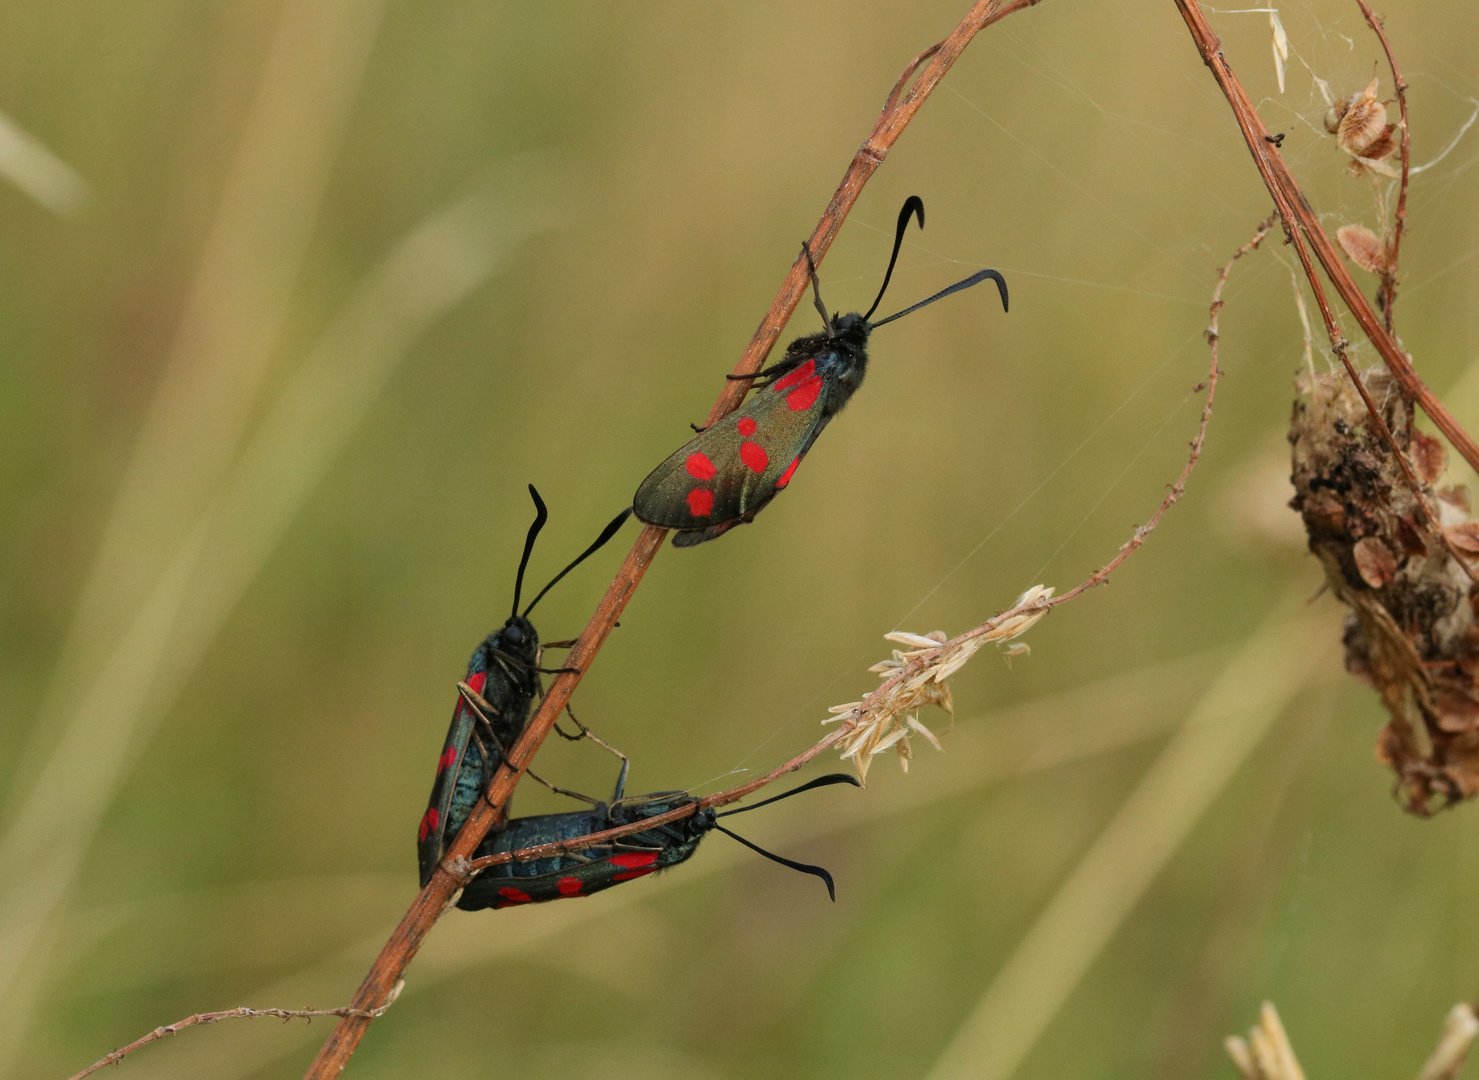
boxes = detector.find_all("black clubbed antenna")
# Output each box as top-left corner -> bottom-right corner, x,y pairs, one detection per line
714,773 -> 862,901
521,506 -> 633,617
714,824 -> 840,901
510,484 -> 549,619
861,196 -> 925,322
869,267 -> 1009,329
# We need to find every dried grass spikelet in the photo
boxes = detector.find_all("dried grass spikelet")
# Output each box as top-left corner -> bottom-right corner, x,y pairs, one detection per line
1228,1001 -> 1478,1080
1415,1003 -> 1479,1080
1225,1002 -> 1306,1080
1324,77 -> 1400,178
1268,10 -> 1289,94
1289,367 -> 1479,815
825,585 -> 1053,782
1336,223 -> 1388,275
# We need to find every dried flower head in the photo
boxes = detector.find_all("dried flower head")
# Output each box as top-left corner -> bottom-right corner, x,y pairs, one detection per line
1290,367 -> 1479,814
825,585 -> 1053,782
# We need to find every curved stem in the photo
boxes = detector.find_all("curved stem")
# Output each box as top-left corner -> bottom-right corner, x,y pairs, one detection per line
299,2 -> 1041,1075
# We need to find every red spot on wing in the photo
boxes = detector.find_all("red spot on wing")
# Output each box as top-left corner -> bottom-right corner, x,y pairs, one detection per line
557,876 -> 584,896
493,885 -> 533,908
737,417 -> 757,436
609,852 -> 659,878
467,671 -> 487,694
772,359 -> 816,392
611,853 -> 659,882
775,455 -> 804,490
613,865 -> 658,882
418,808 -> 440,842
739,441 -> 769,473
610,852 -> 659,868
685,452 -> 718,481
438,747 -> 457,773
687,488 -> 714,517
785,375 -> 823,411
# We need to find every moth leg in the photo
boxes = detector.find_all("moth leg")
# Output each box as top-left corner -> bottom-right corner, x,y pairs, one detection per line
553,703 -> 630,800
457,681 -> 500,718
689,421 -> 710,432
725,359 -> 793,384
523,768 -> 603,807
801,241 -> 835,336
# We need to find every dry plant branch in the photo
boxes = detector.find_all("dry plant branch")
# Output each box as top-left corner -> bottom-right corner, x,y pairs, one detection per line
1169,0 -> 1479,477
1174,0 -> 1474,586
300,1 -> 1042,1074
1354,0 -> 1411,329
65,996 -> 400,1080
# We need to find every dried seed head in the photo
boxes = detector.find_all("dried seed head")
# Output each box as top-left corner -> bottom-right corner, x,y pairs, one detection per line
826,586 -> 1053,782
1336,224 -> 1387,274
1291,366 -> 1479,813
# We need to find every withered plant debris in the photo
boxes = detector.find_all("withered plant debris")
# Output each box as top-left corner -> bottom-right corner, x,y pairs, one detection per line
1324,76 -> 1400,178
1290,367 -> 1479,815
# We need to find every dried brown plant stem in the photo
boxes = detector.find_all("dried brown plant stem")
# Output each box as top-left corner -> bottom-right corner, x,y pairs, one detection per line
469,218 -> 1245,876
1355,0 -> 1411,329
1173,0 -> 1476,583
1170,0 -> 1479,477
301,2 -> 1041,1075
66,1001 -> 397,1080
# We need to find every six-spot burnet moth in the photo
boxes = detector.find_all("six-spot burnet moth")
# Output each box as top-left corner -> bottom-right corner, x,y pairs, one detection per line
417,485 -> 631,887
457,768 -> 861,910
632,196 -> 1009,547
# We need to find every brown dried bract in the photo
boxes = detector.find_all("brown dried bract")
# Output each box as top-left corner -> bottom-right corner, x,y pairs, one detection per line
1325,77 -> 1400,179
1290,368 -> 1479,814
1336,224 -> 1387,275
1328,78 -> 1387,155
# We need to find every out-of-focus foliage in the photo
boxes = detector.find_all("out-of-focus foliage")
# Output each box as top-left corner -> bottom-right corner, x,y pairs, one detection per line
2,2 -> 1478,1079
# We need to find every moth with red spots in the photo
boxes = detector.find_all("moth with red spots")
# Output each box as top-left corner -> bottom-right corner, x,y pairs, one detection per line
417,486 -> 631,887
458,770 -> 861,910
634,196 -> 1008,546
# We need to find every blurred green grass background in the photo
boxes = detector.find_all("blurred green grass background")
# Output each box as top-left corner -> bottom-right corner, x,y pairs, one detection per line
2,1 -> 1479,1078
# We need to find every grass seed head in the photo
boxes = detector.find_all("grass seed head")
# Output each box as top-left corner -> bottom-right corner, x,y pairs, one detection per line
826,586 -> 1052,782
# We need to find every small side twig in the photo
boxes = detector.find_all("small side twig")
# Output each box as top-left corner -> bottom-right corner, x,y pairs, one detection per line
66,993 -> 400,1080
1355,0 -> 1410,330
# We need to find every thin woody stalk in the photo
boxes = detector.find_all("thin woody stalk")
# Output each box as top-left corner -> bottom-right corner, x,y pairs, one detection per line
301,1 -> 1041,1074
1355,0 -> 1411,330
1170,0 -> 1479,476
